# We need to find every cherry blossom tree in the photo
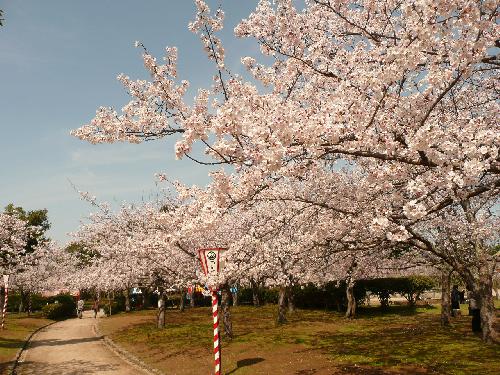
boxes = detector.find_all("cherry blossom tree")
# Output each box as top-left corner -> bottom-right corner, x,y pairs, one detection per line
0,213 -> 29,276
12,241 -> 78,314
403,194 -> 499,342
72,0 -> 498,204
71,0 -> 499,340
69,193 -> 203,325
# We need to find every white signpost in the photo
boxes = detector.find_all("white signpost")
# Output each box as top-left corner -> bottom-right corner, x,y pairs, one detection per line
198,248 -> 226,375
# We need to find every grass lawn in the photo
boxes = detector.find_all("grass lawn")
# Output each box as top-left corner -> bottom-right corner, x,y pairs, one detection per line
99,301 -> 500,375
0,312 -> 53,374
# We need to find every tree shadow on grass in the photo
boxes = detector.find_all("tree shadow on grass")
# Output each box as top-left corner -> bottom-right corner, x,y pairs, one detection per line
0,337 -> 25,349
226,357 -> 265,374
356,304 -> 436,318
314,321 -> 500,374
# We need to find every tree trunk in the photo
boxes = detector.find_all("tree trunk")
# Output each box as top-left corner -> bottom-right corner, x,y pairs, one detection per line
287,287 -> 295,314
476,266 -> 498,343
277,286 -> 287,324
232,288 -> 238,307
190,290 -> 195,307
27,292 -> 32,316
107,292 -> 112,316
457,260 -> 498,343
251,280 -> 260,307
18,291 -> 24,314
139,293 -> 144,310
124,289 -> 130,312
378,291 -> 390,309
221,285 -> 233,339
345,279 -> 356,319
179,289 -> 185,312
142,289 -> 150,309
407,293 -> 416,307
440,269 -> 452,326
157,292 -> 165,329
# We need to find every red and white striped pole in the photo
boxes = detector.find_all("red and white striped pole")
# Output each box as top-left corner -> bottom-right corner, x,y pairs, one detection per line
212,290 -> 221,375
2,275 -> 10,330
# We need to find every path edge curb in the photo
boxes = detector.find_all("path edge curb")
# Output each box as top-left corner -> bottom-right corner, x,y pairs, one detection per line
93,319 -> 164,375
9,319 -> 57,375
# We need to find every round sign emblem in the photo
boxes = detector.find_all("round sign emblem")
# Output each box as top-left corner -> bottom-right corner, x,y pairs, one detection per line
207,251 -> 217,261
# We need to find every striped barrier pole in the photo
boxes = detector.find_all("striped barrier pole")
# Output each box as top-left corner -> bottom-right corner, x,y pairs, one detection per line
212,290 -> 221,375
2,275 -> 9,330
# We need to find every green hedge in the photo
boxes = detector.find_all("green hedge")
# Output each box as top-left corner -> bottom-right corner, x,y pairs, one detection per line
30,294 -> 50,311
293,282 -> 367,310
5,293 -> 75,313
41,295 -> 76,320
237,282 -> 365,311
6,293 -> 22,312
236,276 -> 435,310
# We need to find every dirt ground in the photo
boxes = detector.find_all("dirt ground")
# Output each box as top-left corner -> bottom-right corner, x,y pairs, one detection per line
15,310 -> 147,375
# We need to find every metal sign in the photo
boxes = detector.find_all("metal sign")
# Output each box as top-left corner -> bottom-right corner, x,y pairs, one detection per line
198,248 -> 227,276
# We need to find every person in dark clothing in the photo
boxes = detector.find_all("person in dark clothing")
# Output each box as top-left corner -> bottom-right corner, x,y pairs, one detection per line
459,290 -> 465,304
451,285 -> 460,316
92,299 -> 99,319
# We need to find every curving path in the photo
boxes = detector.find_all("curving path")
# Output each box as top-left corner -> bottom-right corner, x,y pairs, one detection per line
15,311 -> 147,375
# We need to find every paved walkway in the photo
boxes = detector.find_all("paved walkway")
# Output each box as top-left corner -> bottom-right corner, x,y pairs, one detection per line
16,311 -> 146,375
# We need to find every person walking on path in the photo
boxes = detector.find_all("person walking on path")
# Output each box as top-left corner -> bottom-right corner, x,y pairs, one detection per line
92,298 -> 99,319
77,298 -> 84,319
451,285 -> 460,316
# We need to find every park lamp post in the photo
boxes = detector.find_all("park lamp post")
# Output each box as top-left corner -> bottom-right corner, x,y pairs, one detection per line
198,248 -> 227,375
2,274 -> 10,330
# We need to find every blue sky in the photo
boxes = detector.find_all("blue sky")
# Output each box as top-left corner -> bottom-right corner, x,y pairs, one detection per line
0,1 -> 259,244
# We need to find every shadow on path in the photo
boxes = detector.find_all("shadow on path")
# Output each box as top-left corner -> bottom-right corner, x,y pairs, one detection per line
29,336 -> 103,348
13,360 -> 119,375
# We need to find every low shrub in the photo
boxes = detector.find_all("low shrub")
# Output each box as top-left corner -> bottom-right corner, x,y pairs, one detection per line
6,293 -> 22,312
30,294 -> 50,311
40,294 -> 76,320
238,287 -> 279,305
192,291 -> 211,307
102,302 -> 121,316
42,301 -> 76,320
46,293 -> 76,306
167,295 -> 181,308
292,282 -> 366,311
5,292 -> 74,314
